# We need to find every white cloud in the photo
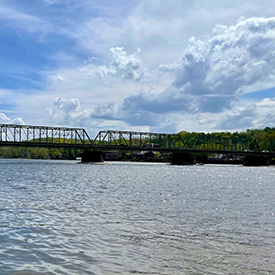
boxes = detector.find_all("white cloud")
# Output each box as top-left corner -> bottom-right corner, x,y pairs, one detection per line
52,97 -> 80,113
46,97 -> 83,126
255,98 -> 275,128
11,118 -> 25,125
202,97 -> 275,131
73,0 -> 275,69
0,112 -> 25,125
256,97 -> 275,107
214,103 -> 258,130
95,47 -> 144,81
0,96 -> 25,125
46,97 -> 119,127
43,16 -> 275,133
0,113 -> 13,124
92,102 -> 116,119
121,16 -> 275,126
45,96 -> 152,137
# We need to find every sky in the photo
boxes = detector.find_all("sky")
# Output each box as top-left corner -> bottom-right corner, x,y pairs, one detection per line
1,0 -> 275,137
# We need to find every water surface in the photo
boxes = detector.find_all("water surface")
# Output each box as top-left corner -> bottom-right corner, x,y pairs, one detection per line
0,159 -> 275,274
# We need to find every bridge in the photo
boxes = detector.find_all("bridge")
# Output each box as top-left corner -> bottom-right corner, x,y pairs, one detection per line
0,124 -> 275,165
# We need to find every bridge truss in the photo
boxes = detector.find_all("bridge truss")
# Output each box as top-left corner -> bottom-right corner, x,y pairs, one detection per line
93,130 -> 275,154
0,124 -> 93,148
0,124 -> 275,155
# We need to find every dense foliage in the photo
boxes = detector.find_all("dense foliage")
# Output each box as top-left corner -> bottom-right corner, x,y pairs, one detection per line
177,127 -> 275,151
0,147 -> 79,160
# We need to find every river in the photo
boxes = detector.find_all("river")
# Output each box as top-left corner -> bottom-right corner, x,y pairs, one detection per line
0,159 -> 275,274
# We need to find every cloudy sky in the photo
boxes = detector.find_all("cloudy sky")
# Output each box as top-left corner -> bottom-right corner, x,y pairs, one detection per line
1,0 -> 275,137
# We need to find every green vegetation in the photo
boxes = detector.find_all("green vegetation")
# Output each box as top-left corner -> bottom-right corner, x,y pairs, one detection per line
176,127 -> 275,151
0,146 -> 79,160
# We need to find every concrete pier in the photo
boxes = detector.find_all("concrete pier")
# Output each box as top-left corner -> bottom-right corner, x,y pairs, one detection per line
171,152 -> 196,165
81,150 -> 104,163
243,155 -> 270,166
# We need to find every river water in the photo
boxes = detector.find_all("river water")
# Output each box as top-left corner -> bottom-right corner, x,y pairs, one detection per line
0,159 -> 275,275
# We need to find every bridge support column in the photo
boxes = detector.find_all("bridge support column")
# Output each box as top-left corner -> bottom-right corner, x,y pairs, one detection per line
171,152 -> 196,165
81,150 -> 104,163
243,155 -> 270,166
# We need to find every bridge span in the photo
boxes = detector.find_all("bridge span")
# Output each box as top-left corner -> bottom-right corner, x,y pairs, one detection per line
0,124 -> 275,165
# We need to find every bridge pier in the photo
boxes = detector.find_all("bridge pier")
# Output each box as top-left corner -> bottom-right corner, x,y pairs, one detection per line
243,155 -> 270,166
81,150 -> 104,163
171,152 -> 196,165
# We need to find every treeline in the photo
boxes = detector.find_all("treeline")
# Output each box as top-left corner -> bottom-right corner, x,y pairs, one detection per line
178,126 -> 275,151
0,147 -> 79,160
179,126 -> 275,140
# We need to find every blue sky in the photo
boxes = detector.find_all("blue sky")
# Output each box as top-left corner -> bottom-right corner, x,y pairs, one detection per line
1,0 -> 275,137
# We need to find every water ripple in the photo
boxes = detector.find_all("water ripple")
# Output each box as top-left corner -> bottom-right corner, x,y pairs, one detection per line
0,160 -> 275,274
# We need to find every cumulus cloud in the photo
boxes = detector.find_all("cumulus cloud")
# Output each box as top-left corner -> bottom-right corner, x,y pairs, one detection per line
122,109 -> 159,127
214,103 -> 258,130
46,97 -> 83,125
91,102 -> 116,119
121,87 -> 193,118
45,96 -> 154,136
96,47 -> 144,81
46,97 -> 120,127
122,17 -> 275,123
0,113 -> 13,124
42,15 -> 275,132
0,112 -> 25,125
254,98 -> 275,127
256,97 -> 275,107
45,96 -> 182,134
11,118 -> 25,125
204,97 -> 275,131
52,97 -> 80,113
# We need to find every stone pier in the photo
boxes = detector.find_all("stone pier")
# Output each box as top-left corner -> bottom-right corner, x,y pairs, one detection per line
171,152 -> 196,165
81,150 -> 104,163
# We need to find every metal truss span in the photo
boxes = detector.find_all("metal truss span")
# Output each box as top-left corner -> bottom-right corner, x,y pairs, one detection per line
93,130 -> 275,155
1,125 -> 275,155
0,124 -> 93,148
93,130 -> 172,148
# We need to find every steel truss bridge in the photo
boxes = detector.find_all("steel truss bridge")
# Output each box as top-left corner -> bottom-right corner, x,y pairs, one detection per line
0,124 -> 275,156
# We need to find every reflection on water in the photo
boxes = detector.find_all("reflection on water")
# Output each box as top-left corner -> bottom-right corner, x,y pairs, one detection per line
0,159 -> 275,274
